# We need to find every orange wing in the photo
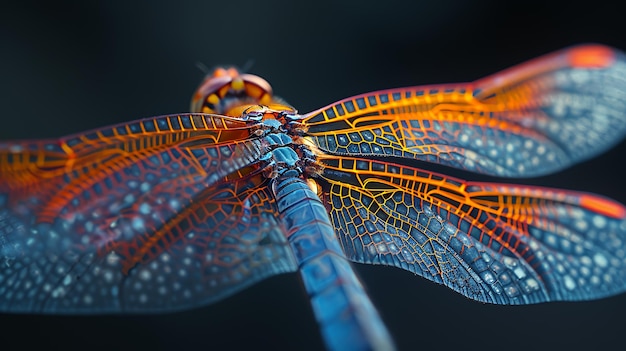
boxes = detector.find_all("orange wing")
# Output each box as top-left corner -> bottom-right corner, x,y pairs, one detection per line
303,45 -> 626,177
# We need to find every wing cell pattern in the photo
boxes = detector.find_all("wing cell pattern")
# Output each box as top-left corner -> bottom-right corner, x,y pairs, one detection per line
0,175 -> 298,313
0,114 -> 299,313
304,45 -> 626,177
319,155 -> 626,304
1,45 -> 626,351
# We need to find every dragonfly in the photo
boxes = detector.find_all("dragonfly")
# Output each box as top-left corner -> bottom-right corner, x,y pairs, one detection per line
1,44 -> 626,351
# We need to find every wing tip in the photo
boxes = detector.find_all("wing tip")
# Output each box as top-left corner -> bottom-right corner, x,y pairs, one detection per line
579,194 -> 626,219
567,44 -> 617,69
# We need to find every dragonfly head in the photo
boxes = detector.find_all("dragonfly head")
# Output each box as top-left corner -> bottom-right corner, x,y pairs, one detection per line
190,66 -> 276,116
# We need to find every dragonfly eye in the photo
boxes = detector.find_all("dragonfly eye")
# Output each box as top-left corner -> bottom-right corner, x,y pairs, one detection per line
190,67 -> 275,116
190,74 -> 233,113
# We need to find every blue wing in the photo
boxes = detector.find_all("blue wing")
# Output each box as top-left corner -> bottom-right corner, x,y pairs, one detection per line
320,156 -> 626,304
0,114 -> 298,313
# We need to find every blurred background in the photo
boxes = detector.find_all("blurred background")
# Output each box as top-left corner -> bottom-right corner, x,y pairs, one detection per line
1,1 -> 625,350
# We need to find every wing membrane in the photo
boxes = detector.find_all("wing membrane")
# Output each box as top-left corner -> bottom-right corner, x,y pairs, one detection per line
304,45 -> 626,177
0,174 -> 297,313
319,155 -> 626,303
0,113 -> 259,227
0,113 -> 299,313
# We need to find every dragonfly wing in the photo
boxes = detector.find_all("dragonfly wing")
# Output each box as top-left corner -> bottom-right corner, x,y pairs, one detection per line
304,45 -> 626,177
319,155 -> 626,304
0,177 -> 297,313
0,114 -> 298,313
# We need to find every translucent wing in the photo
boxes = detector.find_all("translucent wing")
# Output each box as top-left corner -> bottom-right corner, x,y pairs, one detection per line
319,155 -> 626,303
304,45 -> 626,177
0,114 -> 297,313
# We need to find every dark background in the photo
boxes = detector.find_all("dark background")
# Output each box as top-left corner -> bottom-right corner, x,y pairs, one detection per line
1,1 -> 626,350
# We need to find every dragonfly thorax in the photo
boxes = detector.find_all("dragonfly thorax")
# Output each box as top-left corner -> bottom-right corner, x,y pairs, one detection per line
241,105 -> 321,182
189,67 -> 321,181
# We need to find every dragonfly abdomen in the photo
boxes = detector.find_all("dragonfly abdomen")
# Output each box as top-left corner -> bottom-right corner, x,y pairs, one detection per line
272,175 -> 395,351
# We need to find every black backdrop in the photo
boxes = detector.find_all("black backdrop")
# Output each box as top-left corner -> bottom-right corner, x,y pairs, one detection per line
1,1 -> 626,350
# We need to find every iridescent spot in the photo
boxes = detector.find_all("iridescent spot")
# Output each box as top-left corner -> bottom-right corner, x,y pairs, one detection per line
103,271 -> 114,283
385,239 -> 399,252
376,243 -> 388,253
593,253 -> 609,267
564,275 -> 576,290
169,199 -> 181,211
524,140 -> 533,149
124,194 -> 135,205
513,267 -> 526,279
140,182 -> 151,192
592,215 -> 607,228
525,278 -> 539,291
107,252 -> 121,266
139,203 -> 151,215
575,219 -> 588,231
401,248 -> 415,263
502,257 -> 517,267
367,245 -> 377,256
537,145 -> 546,154
132,217 -> 145,231
62,275 -> 72,286
504,285 -> 519,297
139,270 -> 151,281
581,256 -> 592,266
51,286 -> 66,298
482,271 -> 495,284
444,223 -> 457,235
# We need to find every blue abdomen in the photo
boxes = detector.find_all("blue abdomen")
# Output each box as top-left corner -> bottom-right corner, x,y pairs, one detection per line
272,174 -> 395,351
